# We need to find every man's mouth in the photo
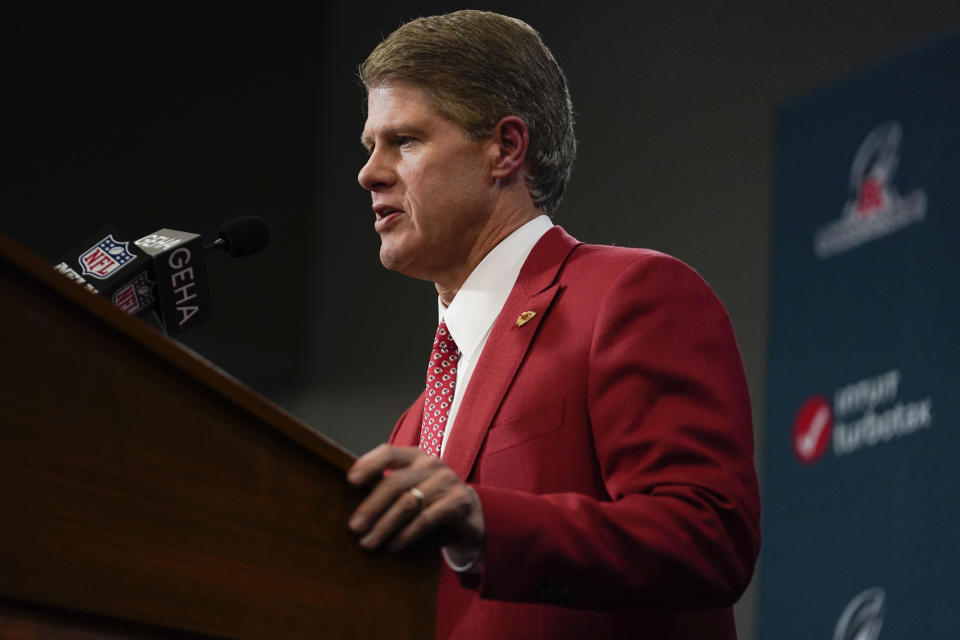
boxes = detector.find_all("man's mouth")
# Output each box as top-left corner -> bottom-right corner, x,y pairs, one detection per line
375,208 -> 402,221
374,207 -> 404,231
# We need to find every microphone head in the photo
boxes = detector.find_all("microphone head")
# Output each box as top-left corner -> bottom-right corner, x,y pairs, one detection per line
216,216 -> 271,257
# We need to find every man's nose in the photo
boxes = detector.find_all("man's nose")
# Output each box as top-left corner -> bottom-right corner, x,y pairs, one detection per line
358,150 -> 394,191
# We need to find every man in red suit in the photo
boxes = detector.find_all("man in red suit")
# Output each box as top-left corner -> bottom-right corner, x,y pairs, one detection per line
346,10 -> 760,639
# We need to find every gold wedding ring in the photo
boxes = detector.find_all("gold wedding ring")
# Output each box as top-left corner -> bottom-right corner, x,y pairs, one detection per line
409,487 -> 426,510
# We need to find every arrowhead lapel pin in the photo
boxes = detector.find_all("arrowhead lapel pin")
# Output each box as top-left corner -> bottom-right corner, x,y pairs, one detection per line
516,311 -> 536,327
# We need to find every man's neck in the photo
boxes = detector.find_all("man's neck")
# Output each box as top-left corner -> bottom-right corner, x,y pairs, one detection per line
435,204 -> 541,306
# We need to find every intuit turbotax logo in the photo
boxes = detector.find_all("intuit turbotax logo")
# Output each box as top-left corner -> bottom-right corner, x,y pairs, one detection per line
814,121 -> 927,259
792,369 -> 933,465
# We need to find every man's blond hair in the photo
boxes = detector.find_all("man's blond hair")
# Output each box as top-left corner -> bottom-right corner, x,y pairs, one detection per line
360,10 -> 576,216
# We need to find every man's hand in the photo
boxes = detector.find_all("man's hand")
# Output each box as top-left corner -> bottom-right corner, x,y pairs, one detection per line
347,444 -> 485,555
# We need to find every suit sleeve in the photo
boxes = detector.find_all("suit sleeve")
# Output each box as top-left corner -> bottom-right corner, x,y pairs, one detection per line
471,254 -> 761,610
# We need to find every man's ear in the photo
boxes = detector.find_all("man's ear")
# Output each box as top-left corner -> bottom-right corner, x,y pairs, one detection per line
490,116 -> 529,180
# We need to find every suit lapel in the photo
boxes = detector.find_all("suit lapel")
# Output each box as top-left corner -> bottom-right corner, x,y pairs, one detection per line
442,226 -> 580,480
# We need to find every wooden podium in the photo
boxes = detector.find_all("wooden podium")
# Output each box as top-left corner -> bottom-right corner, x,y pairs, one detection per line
0,234 -> 437,639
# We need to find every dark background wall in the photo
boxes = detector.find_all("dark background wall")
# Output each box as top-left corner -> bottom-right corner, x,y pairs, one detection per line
7,5 -> 325,391
7,3 -> 959,637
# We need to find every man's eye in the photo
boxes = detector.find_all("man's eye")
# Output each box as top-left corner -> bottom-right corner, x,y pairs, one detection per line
397,136 -> 416,147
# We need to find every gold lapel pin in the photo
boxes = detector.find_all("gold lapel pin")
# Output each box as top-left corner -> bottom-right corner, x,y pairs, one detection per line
516,311 -> 537,327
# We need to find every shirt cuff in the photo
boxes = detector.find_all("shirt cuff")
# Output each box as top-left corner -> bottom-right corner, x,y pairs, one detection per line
441,544 -> 484,574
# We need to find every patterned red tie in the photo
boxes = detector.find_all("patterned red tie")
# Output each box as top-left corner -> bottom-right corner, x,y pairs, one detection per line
419,321 -> 459,458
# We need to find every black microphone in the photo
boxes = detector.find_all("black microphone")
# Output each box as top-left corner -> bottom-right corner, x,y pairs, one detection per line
205,216 -> 271,258
56,218 -> 270,336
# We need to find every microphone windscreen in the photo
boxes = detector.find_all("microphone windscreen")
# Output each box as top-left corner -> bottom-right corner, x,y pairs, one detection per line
217,216 -> 271,257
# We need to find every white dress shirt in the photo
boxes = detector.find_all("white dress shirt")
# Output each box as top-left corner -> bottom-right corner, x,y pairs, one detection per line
437,214 -> 553,458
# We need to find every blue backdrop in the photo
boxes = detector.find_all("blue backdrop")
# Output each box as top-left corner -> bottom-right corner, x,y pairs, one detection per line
760,30 -> 959,639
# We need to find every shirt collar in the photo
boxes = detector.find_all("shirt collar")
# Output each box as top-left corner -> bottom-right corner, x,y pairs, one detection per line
439,215 -> 553,361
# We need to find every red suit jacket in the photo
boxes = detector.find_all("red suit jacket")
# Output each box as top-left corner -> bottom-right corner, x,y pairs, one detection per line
389,227 -> 761,639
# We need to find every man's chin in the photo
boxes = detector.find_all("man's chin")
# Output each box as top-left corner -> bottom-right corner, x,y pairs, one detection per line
378,244 -> 401,271
379,244 -> 414,275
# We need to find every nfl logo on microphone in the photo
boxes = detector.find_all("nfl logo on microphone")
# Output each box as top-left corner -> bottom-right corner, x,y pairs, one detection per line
78,234 -> 137,279
112,271 -> 156,315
